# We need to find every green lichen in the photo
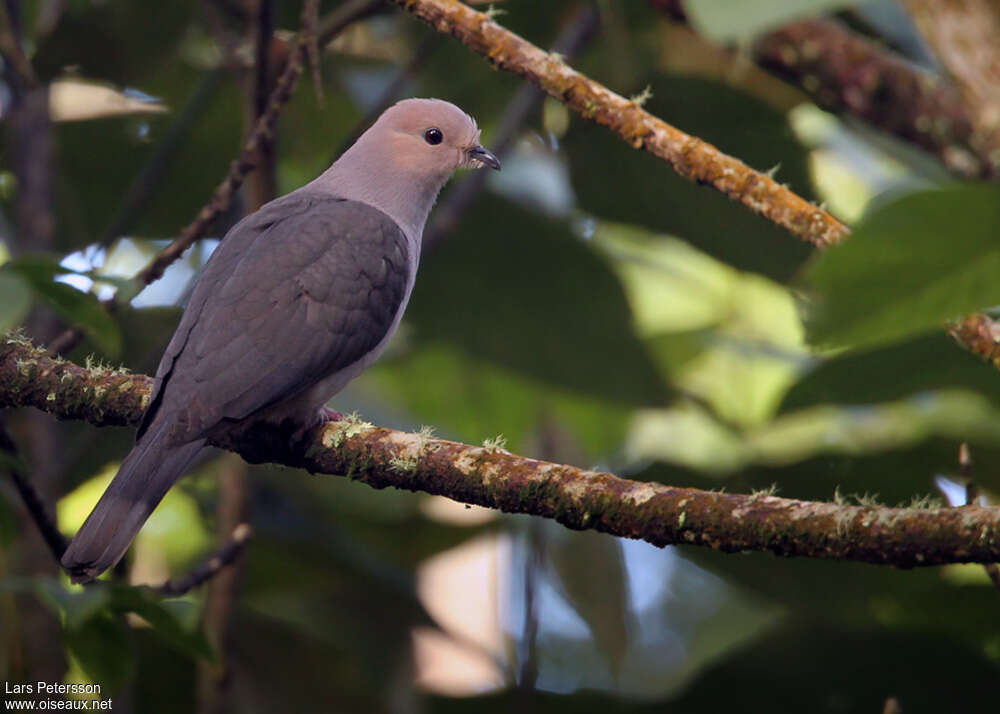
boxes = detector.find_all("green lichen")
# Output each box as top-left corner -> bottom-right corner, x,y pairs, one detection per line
389,455 -> 417,474
748,483 -> 779,503
482,434 -> 507,453
630,84 -> 653,107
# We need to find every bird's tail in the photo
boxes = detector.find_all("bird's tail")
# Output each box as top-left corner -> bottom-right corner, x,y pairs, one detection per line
61,419 -> 205,583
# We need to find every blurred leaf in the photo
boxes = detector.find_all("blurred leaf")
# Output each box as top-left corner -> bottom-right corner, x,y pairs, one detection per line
0,270 -> 32,332
64,614 -> 133,694
32,0 -> 196,84
107,585 -> 213,660
686,0 -> 854,41
670,619 -> 999,713
630,390 -> 1000,472
782,333 -> 1000,412
411,197 -> 669,407
50,79 -> 168,122
8,259 -> 121,357
803,185 -> 1000,350
34,578 -> 112,629
58,465 -> 211,570
545,529 -> 631,678
369,343 -> 630,460
563,75 -> 814,281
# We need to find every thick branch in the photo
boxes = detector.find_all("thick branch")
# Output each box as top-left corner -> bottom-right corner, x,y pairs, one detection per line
754,18 -> 1000,178
5,337 -> 1000,569
905,0 -> 1000,150
389,0 -> 848,248
650,1 -> 1000,178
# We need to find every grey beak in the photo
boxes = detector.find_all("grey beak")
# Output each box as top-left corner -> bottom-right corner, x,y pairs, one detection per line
468,145 -> 501,171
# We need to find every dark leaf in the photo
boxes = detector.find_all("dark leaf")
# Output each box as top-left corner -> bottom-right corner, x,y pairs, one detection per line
803,185 -> 1000,350
0,270 -> 32,332
410,196 -> 670,407
64,614 -> 133,694
563,75 -> 814,281
9,262 -> 122,356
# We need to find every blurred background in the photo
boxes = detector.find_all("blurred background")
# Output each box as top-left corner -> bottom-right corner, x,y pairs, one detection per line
3,0 -> 1000,712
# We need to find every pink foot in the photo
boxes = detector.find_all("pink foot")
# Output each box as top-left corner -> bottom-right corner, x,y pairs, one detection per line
320,407 -> 345,423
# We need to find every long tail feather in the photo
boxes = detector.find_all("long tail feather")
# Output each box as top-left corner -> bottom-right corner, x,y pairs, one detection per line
61,420 -> 205,583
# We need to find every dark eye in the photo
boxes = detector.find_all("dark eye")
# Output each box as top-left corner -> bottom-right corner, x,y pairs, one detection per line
423,127 -> 443,145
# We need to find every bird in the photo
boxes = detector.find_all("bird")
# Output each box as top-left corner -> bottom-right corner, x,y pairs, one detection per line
61,98 -> 500,582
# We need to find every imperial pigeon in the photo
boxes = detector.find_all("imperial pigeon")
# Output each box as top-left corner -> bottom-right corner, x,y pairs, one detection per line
62,98 -> 500,582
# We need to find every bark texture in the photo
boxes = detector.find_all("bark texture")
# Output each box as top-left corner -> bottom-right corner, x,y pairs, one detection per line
4,336 -> 1000,570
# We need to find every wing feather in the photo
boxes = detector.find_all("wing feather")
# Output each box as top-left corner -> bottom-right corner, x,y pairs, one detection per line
141,194 -> 410,443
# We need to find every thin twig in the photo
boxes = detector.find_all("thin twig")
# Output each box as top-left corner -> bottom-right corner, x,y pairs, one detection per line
134,0 -> 319,287
390,0 -> 849,247
8,338 -> 1000,569
0,420 -> 67,561
949,313 -> 1000,368
904,0 -> 1000,158
103,68 -> 229,246
0,0 -> 38,92
156,523 -> 253,597
330,32 -> 442,162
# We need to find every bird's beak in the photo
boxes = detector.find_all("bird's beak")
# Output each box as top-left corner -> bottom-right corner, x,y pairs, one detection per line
467,145 -> 501,171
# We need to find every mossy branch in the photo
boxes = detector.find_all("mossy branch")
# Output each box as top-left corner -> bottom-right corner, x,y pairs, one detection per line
389,0 -> 1000,370
5,336 -> 1000,569
390,0 -> 849,248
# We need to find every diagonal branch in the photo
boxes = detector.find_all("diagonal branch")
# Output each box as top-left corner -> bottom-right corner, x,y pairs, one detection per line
134,0 -> 319,287
389,0 -> 848,248
5,336 -> 1000,569
649,1 -> 1000,179
389,0 -> 1000,371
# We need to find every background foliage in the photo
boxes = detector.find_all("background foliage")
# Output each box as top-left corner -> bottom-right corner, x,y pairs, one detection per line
2,0 -> 1000,712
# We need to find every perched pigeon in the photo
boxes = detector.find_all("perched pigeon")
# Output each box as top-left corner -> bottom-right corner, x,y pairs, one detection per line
62,98 -> 500,582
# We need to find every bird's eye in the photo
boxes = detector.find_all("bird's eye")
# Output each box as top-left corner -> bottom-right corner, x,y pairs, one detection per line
423,127 -> 444,145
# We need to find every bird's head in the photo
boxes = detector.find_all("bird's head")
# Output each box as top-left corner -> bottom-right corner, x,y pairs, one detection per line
374,98 -> 501,177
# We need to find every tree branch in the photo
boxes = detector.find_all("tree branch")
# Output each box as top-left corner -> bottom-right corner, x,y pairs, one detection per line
389,0 -> 848,248
157,522 -> 252,598
6,336 -> 1000,569
649,1 -> 1000,179
754,18 -> 999,178
389,0 -> 1000,372
0,419 -> 67,562
904,0 -> 1000,154
134,0 -> 319,287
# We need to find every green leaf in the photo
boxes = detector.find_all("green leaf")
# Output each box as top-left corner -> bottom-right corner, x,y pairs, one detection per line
562,75 -> 814,281
64,614 -> 133,694
781,333 -> 1000,412
107,585 -> 213,661
670,619 -> 1000,713
368,342 -> 630,460
409,196 -> 670,407
9,260 -> 122,357
803,185 -> 1000,350
686,0 -> 855,41
0,270 -> 32,332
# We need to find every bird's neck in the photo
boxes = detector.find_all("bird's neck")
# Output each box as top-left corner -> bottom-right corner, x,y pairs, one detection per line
310,145 -> 449,250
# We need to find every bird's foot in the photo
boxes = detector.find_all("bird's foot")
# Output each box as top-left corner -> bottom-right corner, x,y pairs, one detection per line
319,406 -> 346,423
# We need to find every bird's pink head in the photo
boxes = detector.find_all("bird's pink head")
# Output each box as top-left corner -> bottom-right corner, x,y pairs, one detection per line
318,98 -> 499,242
370,98 -> 500,176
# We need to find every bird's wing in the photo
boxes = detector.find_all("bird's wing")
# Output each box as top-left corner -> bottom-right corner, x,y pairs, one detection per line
139,195 -> 410,442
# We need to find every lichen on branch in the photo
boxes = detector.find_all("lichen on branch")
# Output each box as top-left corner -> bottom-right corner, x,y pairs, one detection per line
5,335 -> 1000,570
